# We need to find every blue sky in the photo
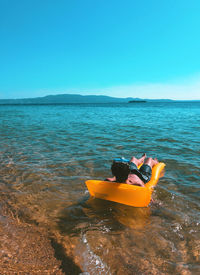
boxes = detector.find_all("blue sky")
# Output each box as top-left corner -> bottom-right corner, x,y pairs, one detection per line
0,0 -> 200,100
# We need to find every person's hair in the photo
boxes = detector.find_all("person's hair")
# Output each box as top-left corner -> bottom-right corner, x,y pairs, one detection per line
111,162 -> 130,183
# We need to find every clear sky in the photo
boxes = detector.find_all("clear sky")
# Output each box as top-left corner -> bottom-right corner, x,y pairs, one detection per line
0,0 -> 200,100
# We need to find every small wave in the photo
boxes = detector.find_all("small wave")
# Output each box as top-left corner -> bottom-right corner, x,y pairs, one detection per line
76,234 -> 111,275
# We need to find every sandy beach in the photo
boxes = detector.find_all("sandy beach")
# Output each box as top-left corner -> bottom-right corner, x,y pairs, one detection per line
0,191 -> 82,275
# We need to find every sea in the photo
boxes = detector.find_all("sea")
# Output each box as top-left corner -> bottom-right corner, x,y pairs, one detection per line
0,102 -> 199,274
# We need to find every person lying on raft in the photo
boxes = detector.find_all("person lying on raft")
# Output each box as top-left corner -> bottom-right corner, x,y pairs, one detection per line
106,154 -> 158,187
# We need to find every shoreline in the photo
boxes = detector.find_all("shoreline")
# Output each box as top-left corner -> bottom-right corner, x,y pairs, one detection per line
0,194 -> 82,275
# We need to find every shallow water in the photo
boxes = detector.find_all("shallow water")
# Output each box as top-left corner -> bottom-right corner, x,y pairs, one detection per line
0,102 -> 200,274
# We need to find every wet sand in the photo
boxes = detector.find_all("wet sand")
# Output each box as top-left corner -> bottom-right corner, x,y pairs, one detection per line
0,193 -> 82,275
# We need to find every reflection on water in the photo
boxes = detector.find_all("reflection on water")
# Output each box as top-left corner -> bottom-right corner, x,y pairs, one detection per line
86,197 -> 151,230
57,196 -> 150,236
0,103 -> 200,274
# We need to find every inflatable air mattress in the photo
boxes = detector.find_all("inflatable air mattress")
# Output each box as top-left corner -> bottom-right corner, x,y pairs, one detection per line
85,162 -> 165,207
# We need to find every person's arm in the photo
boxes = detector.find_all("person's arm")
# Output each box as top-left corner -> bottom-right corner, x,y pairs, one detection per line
126,178 -> 145,187
105,176 -> 116,182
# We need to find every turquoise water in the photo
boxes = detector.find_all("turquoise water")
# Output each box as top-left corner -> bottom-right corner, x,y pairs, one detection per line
0,102 -> 199,274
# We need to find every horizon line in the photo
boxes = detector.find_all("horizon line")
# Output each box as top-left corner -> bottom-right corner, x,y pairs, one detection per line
0,93 -> 200,102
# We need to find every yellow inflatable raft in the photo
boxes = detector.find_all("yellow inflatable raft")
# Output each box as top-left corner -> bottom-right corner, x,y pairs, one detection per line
85,162 -> 165,207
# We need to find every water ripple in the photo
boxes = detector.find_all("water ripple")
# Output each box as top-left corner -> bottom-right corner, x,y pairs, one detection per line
0,103 -> 200,274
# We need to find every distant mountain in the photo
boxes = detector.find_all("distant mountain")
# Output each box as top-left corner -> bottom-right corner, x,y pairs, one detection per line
0,93 -> 198,104
0,94 -> 152,104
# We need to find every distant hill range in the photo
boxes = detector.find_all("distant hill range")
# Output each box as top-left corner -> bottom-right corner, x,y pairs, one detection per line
0,94 -> 174,104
